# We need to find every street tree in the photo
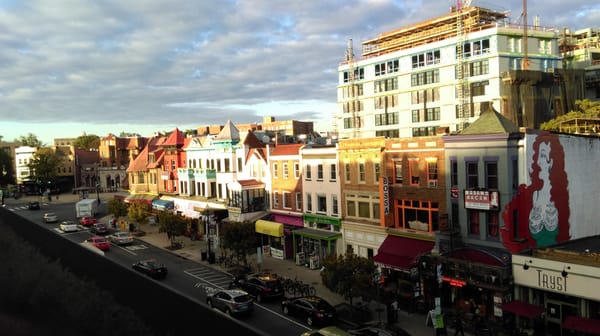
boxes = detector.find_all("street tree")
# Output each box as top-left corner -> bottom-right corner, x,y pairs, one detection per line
17,133 -> 44,147
157,211 -> 187,246
107,198 -> 128,218
73,134 -> 101,150
28,148 -> 64,186
0,149 -> 15,186
320,253 -> 378,304
127,202 -> 150,231
220,221 -> 256,266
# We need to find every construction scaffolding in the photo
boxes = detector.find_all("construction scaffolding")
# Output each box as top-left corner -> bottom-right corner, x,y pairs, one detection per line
361,6 -> 508,58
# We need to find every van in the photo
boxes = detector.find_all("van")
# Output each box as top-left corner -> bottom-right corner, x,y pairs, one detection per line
301,326 -> 350,336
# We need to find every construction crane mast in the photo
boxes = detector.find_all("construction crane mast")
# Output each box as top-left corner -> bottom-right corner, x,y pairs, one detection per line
455,0 -> 472,131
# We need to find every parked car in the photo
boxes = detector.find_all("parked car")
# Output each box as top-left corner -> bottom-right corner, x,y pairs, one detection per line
232,271 -> 285,303
85,236 -> 110,251
131,259 -> 168,279
205,287 -> 254,317
107,231 -> 134,245
281,295 -> 337,327
79,216 -> 98,226
90,222 -> 109,235
302,326 -> 351,336
43,212 -> 59,223
59,220 -> 79,233
27,201 -> 40,210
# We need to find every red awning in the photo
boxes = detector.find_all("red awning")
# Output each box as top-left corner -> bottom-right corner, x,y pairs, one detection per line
373,236 -> 434,271
501,300 -> 544,318
124,194 -> 156,205
563,316 -> 600,335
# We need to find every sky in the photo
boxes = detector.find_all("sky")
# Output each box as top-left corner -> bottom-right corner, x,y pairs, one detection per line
1,0 -> 598,146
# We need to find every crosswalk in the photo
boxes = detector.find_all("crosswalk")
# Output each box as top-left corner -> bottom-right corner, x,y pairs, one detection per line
6,203 -> 50,211
186,267 -> 233,290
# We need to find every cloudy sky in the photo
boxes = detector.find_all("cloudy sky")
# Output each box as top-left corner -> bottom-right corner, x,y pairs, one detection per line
1,0 -> 598,145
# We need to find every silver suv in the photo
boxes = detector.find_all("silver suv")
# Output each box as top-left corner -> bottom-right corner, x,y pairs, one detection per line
206,288 -> 254,317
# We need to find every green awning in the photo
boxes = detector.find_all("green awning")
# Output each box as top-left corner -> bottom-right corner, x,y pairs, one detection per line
292,228 -> 341,241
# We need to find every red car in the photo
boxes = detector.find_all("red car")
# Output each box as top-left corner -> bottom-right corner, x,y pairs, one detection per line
80,216 -> 98,226
85,236 -> 110,251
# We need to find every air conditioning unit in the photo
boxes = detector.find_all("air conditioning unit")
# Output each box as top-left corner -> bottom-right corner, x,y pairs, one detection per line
428,180 -> 438,187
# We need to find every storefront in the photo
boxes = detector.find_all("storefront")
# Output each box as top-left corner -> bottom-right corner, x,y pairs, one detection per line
513,249 -> 600,336
255,219 -> 285,260
292,228 -> 341,270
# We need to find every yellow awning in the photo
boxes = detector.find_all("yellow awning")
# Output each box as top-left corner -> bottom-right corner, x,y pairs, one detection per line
255,220 -> 284,237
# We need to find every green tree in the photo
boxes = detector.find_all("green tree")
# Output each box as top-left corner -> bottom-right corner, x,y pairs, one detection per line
220,221 -> 257,266
107,198 -> 128,218
541,99 -> 600,131
17,133 -> 44,147
73,134 -> 101,150
320,253 -> 378,304
28,148 -> 64,185
127,202 -> 150,230
157,211 -> 187,245
0,149 -> 15,186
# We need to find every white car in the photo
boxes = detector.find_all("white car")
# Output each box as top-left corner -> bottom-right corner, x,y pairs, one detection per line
59,220 -> 79,233
107,231 -> 134,245
43,212 -> 59,223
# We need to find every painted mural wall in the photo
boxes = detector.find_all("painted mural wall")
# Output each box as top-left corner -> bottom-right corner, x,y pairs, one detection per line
502,132 -> 600,252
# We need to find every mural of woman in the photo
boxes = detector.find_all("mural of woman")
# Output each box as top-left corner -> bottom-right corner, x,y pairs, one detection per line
501,133 -> 570,252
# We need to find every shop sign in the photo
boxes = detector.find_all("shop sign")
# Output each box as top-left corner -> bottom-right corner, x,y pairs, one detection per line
382,176 -> 390,215
464,190 -> 499,210
442,276 -> 466,287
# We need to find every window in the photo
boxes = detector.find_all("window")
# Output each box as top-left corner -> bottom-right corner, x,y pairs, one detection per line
394,161 -> 403,184
306,193 -> 312,212
273,191 -> 279,208
374,78 -> 398,93
411,50 -> 441,69
374,162 -> 380,183
346,198 -> 356,217
358,163 -> 365,183
238,158 -> 243,173
273,162 -> 279,178
345,163 -> 351,183
450,159 -> 458,186
411,69 -> 439,86
294,163 -> 300,179
282,163 -> 289,179
466,161 -> 479,189
317,195 -> 327,213
283,192 -> 291,209
317,164 -> 324,180
409,159 -> 419,185
375,111 -> 399,125
332,195 -> 339,216
346,194 -> 379,220
486,161 -> 498,189
396,199 -> 439,232
487,212 -> 499,239
427,159 -> 438,183
305,164 -> 312,180
468,210 -> 480,235
330,163 -> 337,181
295,192 -> 302,210
471,81 -> 488,96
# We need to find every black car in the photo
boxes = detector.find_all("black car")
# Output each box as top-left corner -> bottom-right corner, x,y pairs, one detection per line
281,295 -> 337,327
132,259 -> 168,279
27,201 -> 40,210
90,222 -> 110,235
231,272 -> 285,303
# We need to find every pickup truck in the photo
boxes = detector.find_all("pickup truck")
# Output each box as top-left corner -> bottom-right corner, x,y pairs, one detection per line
205,286 -> 254,317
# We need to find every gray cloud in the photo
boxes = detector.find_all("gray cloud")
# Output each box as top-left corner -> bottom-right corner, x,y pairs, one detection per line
0,0 -> 597,142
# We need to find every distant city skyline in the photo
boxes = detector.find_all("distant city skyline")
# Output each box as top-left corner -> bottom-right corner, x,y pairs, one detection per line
1,1 -> 597,145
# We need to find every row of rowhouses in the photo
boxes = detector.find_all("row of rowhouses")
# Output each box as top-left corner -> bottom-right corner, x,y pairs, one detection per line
124,110 -> 600,333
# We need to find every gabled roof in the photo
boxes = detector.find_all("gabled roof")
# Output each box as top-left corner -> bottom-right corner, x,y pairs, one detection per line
214,120 -> 240,141
460,107 -> 520,135
240,130 -> 265,148
126,135 -> 166,172
246,147 -> 267,165
163,128 -> 185,147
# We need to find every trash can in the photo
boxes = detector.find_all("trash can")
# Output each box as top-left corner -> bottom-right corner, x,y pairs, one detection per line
201,249 -> 207,261
208,252 -> 216,264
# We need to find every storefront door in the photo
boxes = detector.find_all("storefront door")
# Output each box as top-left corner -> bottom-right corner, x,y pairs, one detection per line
546,300 -> 577,336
